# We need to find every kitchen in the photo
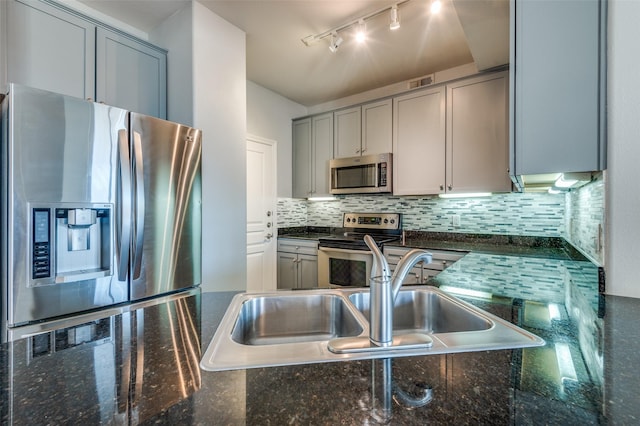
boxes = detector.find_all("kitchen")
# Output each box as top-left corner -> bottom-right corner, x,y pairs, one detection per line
1,0 -> 639,424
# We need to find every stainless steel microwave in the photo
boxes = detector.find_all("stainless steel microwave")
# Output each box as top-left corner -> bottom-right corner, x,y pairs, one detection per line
330,153 -> 392,194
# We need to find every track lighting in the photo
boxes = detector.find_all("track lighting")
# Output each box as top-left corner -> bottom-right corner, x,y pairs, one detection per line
389,5 -> 400,30
355,19 -> 366,43
301,0 -> 411,49
329,32 -> 343,53
431,0 -> 442,14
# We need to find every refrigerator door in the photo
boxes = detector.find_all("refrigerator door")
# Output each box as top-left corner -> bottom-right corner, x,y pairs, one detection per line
2,84 -> 129,327
128,113 -> 201,301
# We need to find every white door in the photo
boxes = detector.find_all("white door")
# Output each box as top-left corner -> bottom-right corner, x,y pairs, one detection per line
246,136 -> 277,292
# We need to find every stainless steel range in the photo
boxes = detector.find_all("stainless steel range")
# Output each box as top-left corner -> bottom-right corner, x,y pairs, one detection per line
318,213 -> 401,288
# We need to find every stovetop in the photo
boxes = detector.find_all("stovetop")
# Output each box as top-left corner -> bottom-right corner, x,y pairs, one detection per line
318,213 -> 402,250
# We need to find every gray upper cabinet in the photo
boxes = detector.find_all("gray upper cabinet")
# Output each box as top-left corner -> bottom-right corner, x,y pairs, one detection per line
292,118 -> 312,198
446,72 -> 511,194
4,0 -> 167,118
510,0 -> 606,178
393,86 -> 446,195
362,99 -> 393,155
6,0 -> 95,99
96,28 -> 167,118
292,113 -> 334,198
334,100 -> 392,158
333,106 -> 361,158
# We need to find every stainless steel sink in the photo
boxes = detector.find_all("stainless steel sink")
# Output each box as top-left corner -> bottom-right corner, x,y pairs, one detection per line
348,290 -> 492,334
231,293 -> 363,345
201,287 -> 545,371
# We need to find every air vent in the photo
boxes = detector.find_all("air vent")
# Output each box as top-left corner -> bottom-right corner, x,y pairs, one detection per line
408,74 -> 435,89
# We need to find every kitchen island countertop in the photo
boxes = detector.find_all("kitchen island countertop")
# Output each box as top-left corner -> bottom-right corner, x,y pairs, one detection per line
1,283 -> 639,424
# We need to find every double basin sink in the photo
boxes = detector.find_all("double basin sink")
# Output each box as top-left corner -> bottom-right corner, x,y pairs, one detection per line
200,286 -> 545,371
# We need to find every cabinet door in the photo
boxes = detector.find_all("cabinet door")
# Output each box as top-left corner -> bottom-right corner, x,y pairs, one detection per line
277,252 -> 298,290
298,254 -> 318,289
292,118 -> 312,198
312,113 -> 333,196
511,0 -> 605,175
393,87 -> 446,195
6,0 -> 95,99
446,72 -> 511,193
96,27 -> 167,118
334,106 -> 361,158
362,99 -> 392,155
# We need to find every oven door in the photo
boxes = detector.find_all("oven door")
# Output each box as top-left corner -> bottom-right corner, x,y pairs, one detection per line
318,247 -> 372,288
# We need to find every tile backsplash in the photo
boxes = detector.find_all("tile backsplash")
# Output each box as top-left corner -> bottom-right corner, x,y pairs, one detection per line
278,192 -> 566,236
277,176 -> 605,264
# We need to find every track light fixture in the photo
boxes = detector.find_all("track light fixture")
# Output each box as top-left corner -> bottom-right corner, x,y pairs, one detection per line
431,0 -> 442,14
329,32 -> 343,53
389,5 -> 400,30
301,0 -> 412,48
355,19 -> 366,43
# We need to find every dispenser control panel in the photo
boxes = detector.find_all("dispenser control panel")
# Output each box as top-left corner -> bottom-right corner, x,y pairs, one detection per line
32,208 -> 51,279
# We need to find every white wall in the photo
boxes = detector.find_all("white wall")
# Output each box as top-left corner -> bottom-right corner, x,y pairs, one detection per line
606,0 -> 640,298
149,4 -> 193,127
247,81 -> 307,197
151,1 -> 247,292
193,2 -> 247,291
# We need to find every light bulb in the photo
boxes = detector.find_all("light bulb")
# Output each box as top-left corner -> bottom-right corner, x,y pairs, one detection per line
431,0 -> 442,14
355,19 -> 366,43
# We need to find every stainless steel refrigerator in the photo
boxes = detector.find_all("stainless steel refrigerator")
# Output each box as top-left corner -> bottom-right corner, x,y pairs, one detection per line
1,83 -> 202,336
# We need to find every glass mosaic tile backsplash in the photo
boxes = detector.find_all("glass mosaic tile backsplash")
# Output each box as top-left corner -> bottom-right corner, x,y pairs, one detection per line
277,176 -> 605,264
278,193 -> 566,236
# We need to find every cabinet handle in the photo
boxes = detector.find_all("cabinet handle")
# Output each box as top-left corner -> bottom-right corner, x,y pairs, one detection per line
440,185 -> 444,191
361,148 -> 366,153
448,185 -> 452,191
265,233 -> 273,240
266,211 -> 272,217
267,222 -> 272,228
355,149 -> 361,154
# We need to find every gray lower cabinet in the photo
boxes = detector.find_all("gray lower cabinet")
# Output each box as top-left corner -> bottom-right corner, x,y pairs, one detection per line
384,246 -> 465,284
4,0 -> 167,118
277,239 -> 318,289
510,0 -> 606,179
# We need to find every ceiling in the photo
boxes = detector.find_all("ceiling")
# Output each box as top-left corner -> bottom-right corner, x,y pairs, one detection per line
76,0 -> 509,106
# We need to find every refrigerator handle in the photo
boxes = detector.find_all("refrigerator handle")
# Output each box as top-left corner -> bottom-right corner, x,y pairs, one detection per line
132,131 -> 146,280
118,129 -> 132,282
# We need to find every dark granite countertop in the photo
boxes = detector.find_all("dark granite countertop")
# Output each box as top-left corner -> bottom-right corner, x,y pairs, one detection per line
1,287 -> 639,425
278,228 -> 590,261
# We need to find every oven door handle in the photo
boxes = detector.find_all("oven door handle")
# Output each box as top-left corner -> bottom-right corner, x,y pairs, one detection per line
318,247 -> 373,255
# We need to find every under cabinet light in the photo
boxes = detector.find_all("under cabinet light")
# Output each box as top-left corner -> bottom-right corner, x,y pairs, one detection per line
553,172 -> 592,189
307,196 -> 337,201
438,192 -> 492,199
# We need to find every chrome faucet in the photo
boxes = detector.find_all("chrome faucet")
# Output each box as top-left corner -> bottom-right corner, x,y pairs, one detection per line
364,235 -> 432,347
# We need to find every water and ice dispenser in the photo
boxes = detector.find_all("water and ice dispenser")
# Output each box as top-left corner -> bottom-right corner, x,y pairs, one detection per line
30,204 -> 113,286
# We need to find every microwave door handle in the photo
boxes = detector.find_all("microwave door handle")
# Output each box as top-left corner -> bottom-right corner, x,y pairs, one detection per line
117,129 -> 132,282
132,131 -> 146,280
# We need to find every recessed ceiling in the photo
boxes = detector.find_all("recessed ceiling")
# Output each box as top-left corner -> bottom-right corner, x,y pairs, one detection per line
76,0 -> 509,106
